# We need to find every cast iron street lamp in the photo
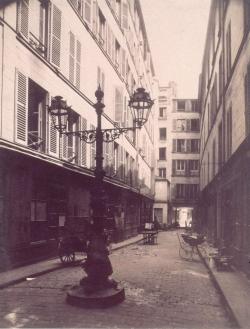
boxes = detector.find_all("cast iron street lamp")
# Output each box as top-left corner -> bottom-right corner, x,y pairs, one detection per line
49,86 -> 153,308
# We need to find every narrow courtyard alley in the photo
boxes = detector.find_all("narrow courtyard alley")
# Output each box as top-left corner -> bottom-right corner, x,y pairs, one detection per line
0,231 -> 235,329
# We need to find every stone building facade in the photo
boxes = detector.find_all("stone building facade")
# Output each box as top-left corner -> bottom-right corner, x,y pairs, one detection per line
199,0 -> 250,276
0,0 -> 156,267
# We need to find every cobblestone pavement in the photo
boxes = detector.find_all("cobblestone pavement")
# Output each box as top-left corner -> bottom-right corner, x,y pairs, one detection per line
0,231 -> 235,329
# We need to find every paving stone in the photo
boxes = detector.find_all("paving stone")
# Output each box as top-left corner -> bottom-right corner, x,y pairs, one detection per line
0,231 -> 234,328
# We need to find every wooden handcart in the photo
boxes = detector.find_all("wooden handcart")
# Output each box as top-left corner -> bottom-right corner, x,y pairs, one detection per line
177,232 -> 205,260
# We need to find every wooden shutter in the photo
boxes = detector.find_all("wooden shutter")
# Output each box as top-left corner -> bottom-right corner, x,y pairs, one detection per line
18,0 -> 29,40
172,160 -> 176,175
81,117 -> 87,166
172,119 -> 177,131
84,0 -> 92,25
115,87 -> 123,123
15,70 -> 28,145
69,31 -> 75,83
172,139 -> 177,152
92,0 -> 98,35
49,116 -> 59,156
111,31 -> 115,62
245,65 -> 250,134
121,1 -> 128,30
61,133 -> 68,160
186,139 -> 191,153
121,48 -> 126,78
49,97 -> 59,156
76,40 -> 81,89
107,24 -> 111,57
51,4 -> 61,68
186,160 -> 190,176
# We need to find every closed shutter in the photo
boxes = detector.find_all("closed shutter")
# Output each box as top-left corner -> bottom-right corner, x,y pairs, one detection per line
18,0 -> 29,40
49,115 -> 59,156
111,31 -> 115,62
121,48 -> 126,78
172,119 -> 177,131
107,24 -> 111,57
49,97 -> 59,156
61,133 -> 68,160
245,65 -> 250,134
69,31 -> 75,84
186,119 -> 191,131
92,0 -> 98,35
39,3 -> 44,43
186,139 -> 191,153
84,0 -> 92,25
81,117 -> 87,166
172,139 -> 177,152
115,87 -> 123,123
76,40 -> 81,89
122,95 -> 126,127
15,70 -> 28,145
50,4 -> 61,68
121,1 -> 128,30
172,160 -> 176,175
186,160 -> 190,176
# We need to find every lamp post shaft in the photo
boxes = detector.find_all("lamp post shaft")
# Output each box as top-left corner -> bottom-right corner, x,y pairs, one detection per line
91,98 -> 105,233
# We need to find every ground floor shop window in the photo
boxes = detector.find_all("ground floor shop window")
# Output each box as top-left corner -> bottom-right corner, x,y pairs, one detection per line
30,200 -> 47,242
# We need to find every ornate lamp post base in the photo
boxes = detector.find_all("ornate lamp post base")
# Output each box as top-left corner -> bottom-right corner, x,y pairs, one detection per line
66,284 -> 125,308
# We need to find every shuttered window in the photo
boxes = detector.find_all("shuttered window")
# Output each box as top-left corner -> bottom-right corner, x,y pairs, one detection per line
49,115 -> 58,155
114,87 -> 123,123
92,0 -> 98,35
49,97 -> 59,156
69,32 -> 82,89
245,65 -> 250,135
50,4 -> 61,68
121,1 -> 128,30
18,0 -> 29,40
84,0 -> 92,25
61,133 -> 68,160
121,48 -> 126,78
69,31 -> 75,83
15,70 -> 28,144
107,25 -> 112,58
76,40 -> 81,89
81,117 -> 87,166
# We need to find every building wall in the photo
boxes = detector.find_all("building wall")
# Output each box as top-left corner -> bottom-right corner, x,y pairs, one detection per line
153,82 -> 177,225
199,0 -> 250,276
0,0 -> 156,267
170,99 -> 200,217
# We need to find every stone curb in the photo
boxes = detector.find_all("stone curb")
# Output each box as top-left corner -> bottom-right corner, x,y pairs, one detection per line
0,236 -> 144,290
197,247 -> 240,328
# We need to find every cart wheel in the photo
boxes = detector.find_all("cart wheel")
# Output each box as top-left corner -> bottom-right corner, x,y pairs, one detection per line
59,249 -> 75,264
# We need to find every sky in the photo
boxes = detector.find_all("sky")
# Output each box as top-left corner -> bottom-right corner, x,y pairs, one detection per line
140,0 -> 211,98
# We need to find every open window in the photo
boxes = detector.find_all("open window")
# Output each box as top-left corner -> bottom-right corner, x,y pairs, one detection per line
28,79 -> 47,152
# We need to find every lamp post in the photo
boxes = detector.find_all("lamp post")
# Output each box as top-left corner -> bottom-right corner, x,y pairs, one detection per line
49,86 -> 153,308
